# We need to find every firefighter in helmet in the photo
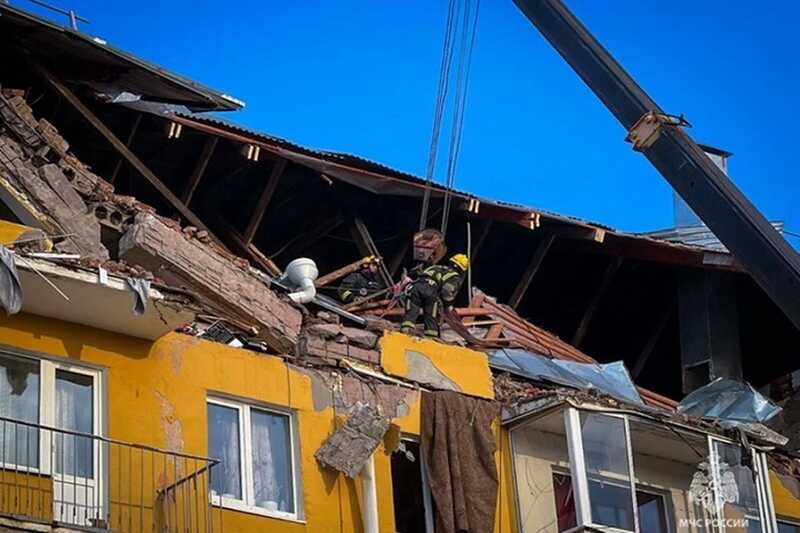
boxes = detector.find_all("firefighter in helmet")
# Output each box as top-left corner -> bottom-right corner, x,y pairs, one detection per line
401,253 -> 469,337
338,256 -> 384,304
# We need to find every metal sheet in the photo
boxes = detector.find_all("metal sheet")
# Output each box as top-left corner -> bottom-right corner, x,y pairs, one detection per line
677,378 -> 781,423
489,349 -> 643,405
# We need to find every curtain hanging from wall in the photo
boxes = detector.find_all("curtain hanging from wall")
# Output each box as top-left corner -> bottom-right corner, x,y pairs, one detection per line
421,390 -> 500,533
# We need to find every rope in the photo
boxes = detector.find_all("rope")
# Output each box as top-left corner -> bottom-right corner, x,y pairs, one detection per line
419,0 -> 459,231
441,0 -> 480,235
419,0 -> 481,235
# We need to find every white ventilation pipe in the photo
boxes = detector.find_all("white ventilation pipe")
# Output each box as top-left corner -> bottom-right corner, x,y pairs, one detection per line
361,455 -> 379,533
284,258 -> 319,304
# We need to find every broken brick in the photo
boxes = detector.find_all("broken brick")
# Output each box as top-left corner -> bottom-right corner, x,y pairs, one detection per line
119,212 -> 302,352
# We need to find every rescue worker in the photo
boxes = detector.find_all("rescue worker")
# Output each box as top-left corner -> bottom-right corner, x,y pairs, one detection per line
401,253 -> 469,337
338,256 -> 384,304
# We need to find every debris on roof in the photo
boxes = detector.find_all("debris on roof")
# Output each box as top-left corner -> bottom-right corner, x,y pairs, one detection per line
489,348 -> 643,405
119,212 -> 301,352
678,377 -> 782,423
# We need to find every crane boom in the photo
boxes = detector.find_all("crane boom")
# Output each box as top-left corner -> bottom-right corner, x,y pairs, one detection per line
514,0 -> 800,330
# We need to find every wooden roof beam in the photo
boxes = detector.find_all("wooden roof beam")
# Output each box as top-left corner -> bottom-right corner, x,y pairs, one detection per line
571,257 -> 622,347
243,158 -> 287,245
509,233 -> 556,309
182,136 -> 218,205
32,63 -> 217,240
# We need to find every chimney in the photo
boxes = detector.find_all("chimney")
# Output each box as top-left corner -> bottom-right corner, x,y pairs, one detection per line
673,144 -> 733,228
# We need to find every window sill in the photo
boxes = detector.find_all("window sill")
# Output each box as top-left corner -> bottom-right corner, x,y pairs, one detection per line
211,497 -> 305,524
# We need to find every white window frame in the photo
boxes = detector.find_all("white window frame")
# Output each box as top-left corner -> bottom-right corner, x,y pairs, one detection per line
550,469 -> 674,533
534,407 -> 781,533
564,408 -> 639,533
708,435 -> 779,533
207,396 -> 301,522
0,352 -> 103,474
0,350 -> 104,524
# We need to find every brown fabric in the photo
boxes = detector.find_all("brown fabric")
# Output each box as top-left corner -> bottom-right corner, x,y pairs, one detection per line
421,391 -> 501,533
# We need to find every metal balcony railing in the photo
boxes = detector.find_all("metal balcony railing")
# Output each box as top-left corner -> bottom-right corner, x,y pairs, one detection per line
0,415 -> 223,532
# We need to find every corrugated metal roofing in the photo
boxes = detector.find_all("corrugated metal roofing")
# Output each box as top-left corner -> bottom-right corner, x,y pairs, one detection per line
0,4 -> 243,112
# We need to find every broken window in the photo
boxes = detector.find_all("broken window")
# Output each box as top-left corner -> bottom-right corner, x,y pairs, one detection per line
391,440 -> 434,533
509,405 -> 778,533
207,397 -> 299,519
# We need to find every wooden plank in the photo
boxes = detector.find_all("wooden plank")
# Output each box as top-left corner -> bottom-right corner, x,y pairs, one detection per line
547,224 -> 605,242
571,257 -> 622,347
214,216 -> 281,276
33,64 -> 215,237
182,136 -> 218,205
243,158 -> 287,244
508,234 -> 556,309
471,219 -> 493,262
316,258 -> 370,288
388,239 -> 411,277
279,213 -> 344,261
631,305 -> 673,379
351,217 -> 393,287
109,113 -> 141,184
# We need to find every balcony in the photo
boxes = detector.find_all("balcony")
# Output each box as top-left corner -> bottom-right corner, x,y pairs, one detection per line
0,415 -> 223,532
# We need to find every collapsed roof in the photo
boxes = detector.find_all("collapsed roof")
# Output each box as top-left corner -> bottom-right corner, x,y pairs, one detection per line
0,6 -> 797,403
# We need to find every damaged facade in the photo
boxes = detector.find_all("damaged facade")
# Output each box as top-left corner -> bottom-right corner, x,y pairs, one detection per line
0,4 -> 799,533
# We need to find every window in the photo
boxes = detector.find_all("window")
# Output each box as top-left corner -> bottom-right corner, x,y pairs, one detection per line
0,352 -> 102,524
0,353 -> 101,473
391,440 -> 434,533
510,406 -> 778,533
207,397 -> 299,519
552,473 -> 670,533
0,355 -> 40,468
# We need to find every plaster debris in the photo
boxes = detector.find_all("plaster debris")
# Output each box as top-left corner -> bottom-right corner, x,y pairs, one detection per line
315,403 -> 390,477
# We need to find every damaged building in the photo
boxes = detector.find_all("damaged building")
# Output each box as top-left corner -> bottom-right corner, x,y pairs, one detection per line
0,3 -> 799,533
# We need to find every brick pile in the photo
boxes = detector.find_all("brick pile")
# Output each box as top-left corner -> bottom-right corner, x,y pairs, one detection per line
120,212 -> 302,352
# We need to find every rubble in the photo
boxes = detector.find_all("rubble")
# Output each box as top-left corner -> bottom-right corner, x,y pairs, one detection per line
119,212 -> 302,352
314,403 -> 390,478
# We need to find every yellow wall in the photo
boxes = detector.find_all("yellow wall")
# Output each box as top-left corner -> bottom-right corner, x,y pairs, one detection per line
380,331 -> 494,399
0,312 -> 519,533
771,471 -> 800,523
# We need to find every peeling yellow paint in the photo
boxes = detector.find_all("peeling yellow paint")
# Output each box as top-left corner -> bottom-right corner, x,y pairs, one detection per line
0,314 -> 512,532
379,331 -> 494,399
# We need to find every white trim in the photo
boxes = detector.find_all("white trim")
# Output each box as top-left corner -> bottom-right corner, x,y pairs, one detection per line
564,408 -> 592,526
623,416 -> 640,533
206,396 -> 301,522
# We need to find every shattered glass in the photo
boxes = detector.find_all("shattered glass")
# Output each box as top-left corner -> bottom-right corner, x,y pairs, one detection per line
489,349 -> 643,405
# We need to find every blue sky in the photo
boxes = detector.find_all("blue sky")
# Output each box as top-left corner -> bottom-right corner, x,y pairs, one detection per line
22,0 -> 800,238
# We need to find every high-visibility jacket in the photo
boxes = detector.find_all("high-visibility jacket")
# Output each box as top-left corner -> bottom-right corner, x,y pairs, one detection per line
417,264 -> 465,304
